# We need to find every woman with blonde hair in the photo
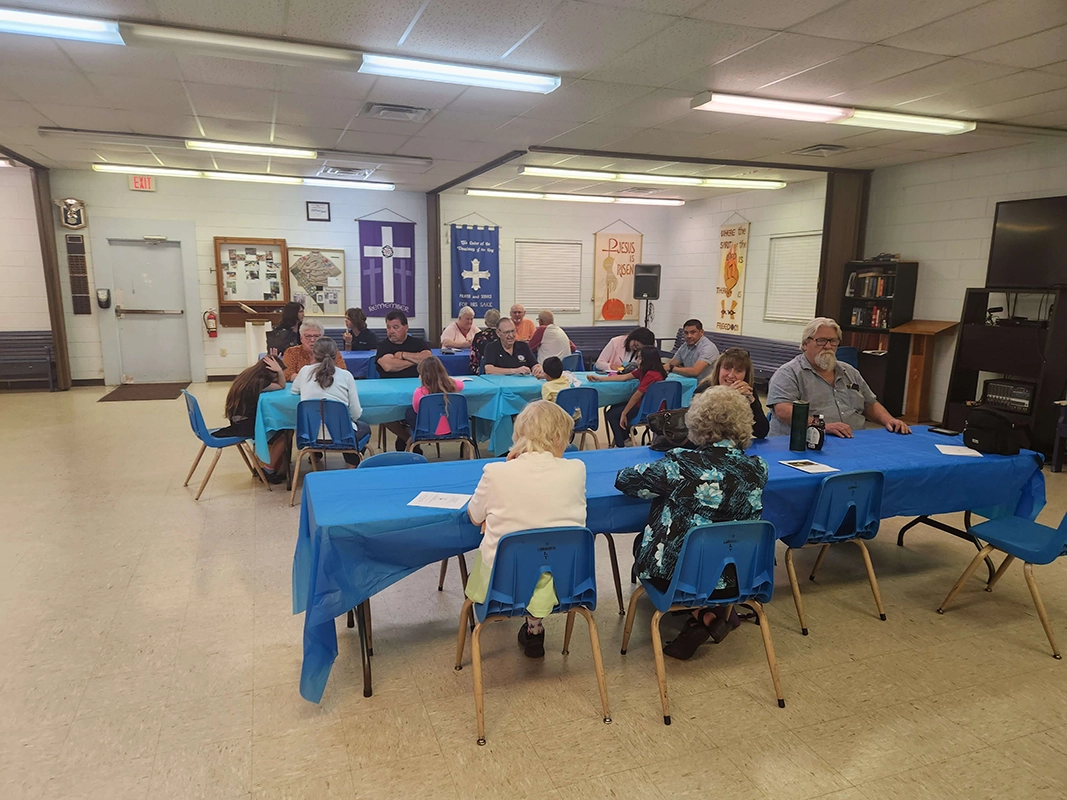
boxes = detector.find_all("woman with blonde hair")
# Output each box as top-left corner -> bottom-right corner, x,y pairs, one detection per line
699,347 -> 769,439
466,401 -> 586,658
400,355 -> 465,452
616,386 -> 768,659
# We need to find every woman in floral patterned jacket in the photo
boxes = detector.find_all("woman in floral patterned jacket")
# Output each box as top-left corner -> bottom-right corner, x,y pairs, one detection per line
615,385 -> 768,659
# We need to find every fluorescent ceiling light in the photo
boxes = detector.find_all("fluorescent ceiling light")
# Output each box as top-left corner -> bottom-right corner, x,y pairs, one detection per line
834,109 -> 977,135
203,171 -> 305,185
185,140 -> 317,159
92,164 -> 202,177
0,159 -> 13,167
360,54 -> 560,94
466,189 -> 684,206
0,7 -> 124,44
518,165 -> 784,190
691,92 -> 853,124
304,178 -> 394,191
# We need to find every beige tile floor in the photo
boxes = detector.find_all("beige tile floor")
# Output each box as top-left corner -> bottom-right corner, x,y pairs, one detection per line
2,383 -> 1066,800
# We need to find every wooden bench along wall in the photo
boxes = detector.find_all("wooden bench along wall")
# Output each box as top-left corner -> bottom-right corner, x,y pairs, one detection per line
0,331 -> 57,391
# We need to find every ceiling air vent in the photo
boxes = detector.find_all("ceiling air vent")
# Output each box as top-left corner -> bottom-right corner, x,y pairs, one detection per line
359,102 -> 434,122
618,186 -> 662,195
790,144 -> 849,157
317,166 -> 375,179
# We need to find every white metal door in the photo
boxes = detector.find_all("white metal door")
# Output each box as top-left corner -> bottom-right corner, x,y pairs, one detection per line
109,239 -> 191,383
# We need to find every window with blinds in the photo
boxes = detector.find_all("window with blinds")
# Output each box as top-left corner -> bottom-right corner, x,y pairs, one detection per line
764,233 -> 823,324
514,239 -> 583,311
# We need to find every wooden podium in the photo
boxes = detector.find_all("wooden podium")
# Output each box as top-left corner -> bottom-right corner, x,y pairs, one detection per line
889,319 -> 958,423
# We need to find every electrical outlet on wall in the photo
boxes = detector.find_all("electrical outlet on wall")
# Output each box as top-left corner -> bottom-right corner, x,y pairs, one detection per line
220,348 -> 227,357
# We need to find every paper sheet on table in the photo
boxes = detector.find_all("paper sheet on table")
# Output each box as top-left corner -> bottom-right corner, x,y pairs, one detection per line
779,460 -> 839,474
936,444 -> 982,457
408,491 -> 472,509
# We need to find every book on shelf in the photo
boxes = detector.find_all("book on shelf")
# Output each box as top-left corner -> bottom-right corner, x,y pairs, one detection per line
847,270 -> 896,299
843,331 -> 889,351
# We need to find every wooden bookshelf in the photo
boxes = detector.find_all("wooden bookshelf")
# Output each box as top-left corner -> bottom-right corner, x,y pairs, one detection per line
839,260 -> 918,417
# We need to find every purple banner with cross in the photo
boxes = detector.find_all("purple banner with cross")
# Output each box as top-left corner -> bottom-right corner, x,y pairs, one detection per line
358,219 -> 416,317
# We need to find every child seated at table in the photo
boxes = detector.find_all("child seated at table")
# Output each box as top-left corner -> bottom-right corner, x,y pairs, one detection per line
540,356 -> 570,402
292,337 -> 370,467
215,355 -> 288,482
466,401 -> 586,657
588,345 -> 667,447
402,356 -> 465,453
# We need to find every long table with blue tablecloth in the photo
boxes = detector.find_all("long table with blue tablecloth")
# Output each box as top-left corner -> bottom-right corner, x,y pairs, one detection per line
253,372 -> 697,460
341,348 -> 472,379
293,428 -> 1045,702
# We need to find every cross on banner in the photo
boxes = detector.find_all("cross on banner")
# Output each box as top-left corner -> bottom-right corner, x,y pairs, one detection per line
462,258 -> 491,291
362,225 -> 412,305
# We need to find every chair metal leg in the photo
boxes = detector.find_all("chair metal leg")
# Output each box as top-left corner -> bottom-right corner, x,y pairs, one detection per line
649,610 -> 671,725
572,606 -> 611,723
471,622 -> 487,745
809,543 -> 831,581
194,448 -> 223,501
1022,563 -> 1062,659
355,601 -> 372,698
563,610 -> 576,654
288,449 -> 306,506
184,443 -> 207,487
985,555 -> 1016,592
621,584 -> 645,654
745,600 -> 786,708
364,599 -> 373,656
347,609 -> 354,628
784,548 -> 808,635
600,533 -> 625,615
851,539 -> 886,621
938,543 -> 996,613
455,598 -> 473,670
438,559 -> 449,591
241,442 -> 272,492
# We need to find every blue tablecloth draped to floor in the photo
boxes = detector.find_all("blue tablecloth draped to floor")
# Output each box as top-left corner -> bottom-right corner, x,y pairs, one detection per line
293,428 -> 1045,702
341,348 -> 471,379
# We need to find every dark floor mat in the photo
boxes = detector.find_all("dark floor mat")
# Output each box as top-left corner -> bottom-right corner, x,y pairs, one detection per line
98,382 -> 189,402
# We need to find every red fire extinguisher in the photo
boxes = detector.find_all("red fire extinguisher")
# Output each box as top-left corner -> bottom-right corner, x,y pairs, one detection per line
203,309 -> 218,338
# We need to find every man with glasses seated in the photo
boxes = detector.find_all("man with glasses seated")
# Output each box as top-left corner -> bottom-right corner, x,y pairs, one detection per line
767,317 -> 911,438
282,320 -> 345,381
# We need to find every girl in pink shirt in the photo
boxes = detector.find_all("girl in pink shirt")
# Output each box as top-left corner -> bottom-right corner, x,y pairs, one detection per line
404,356 -> 464,445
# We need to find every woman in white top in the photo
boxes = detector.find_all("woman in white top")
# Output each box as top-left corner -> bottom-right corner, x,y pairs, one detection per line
466,401 -> 586,658
441,305 -> 480,349
291,337 -> 370,466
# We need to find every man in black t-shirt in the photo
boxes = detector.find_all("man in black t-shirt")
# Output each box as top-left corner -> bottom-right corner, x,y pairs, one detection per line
375,310 -> 431,379
483,318 -> 544,377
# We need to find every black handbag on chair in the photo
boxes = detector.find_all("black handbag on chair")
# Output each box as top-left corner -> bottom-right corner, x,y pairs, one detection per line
646,407 -> 690,451
963,407 -> 1022,456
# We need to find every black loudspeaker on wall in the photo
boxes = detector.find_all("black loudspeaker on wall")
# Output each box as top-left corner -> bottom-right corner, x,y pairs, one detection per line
633,263 -> 661,300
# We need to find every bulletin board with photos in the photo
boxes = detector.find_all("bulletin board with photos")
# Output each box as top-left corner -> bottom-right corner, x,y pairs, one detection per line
288,247 -> 345,316
213,237 -> 290,326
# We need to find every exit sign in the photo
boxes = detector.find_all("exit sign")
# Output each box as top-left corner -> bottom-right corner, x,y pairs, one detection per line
128,175 -> 156,192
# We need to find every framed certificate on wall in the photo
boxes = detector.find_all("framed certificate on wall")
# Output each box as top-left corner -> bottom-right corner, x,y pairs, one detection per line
306,201 -> 331,222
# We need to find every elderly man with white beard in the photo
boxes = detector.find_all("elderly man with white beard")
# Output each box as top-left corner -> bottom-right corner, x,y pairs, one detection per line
767,317 -> 911,438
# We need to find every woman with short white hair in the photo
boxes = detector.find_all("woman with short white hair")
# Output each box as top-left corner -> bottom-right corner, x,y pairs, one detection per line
615,386 -> 769,660
466,401 -> 586,658
441,305 -> 480,349
282,319 -> 345,381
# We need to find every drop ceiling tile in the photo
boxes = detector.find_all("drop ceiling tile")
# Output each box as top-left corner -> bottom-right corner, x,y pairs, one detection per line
831,58 -> 1016,108
790,0 -> 988,43
967,86 -> 1067,120
0,33 -> 78,73
149,152 -> 217,170
364,76 -> 467,109
343,114 -> 428,138
882,0 -> 1067,57
583,18 -> 774,88
176,56 -> 282,90
520,80 -> 654,122
1042,61 -> 1067,76
334,130 -> 413,154
655,109 -> 754,134
895,70 -> 1067,115
442,86 -> 550,117
58,41 -> 183,80
123,112 -> 203,138
16,0 -> 160,16
833,129 -> 936,147
1007,108 -> 1067,126
603,127 -> 730,157
419,159 -> 486,187
269,124 -> 345,149
541,123 -> 644,149
0,100 -> 57,128
197,118 -> 274,142
504,0 -> 675,75
1,69 -> 109,108
183,83 -> 277,123
399,0 -> 560,60
588,0 -> 708,14
760,45 -> 944,100
84,76 -> 192,115
475,116 -> 579,146
967,24 -> 1067,69
889,131 -> 1037,154
688,0 -> 844,29
691,134 -> 790,160
274,93 -> 361,129
396,137 -> 511,161
589,89 -> 694,129
210,156 -> 273,173
157,0 -> 288,37
285,0 -> 426,50
717,117 -> 860,142
417,110 -> 516,141
668,32 -> 865,94
276,66 -> 377,100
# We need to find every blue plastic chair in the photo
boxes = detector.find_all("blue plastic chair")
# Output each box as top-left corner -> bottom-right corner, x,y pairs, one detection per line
181,389 -> 269,500
620,521 -> 784,723
938,509 -> 1067,659
836,346 -> 859,368
780,471 -> 886,635
289,399 -> 373,506
408,393 -> 480,459
454,527 -> 611,744
556,387 -> 600,450
561,352 -> 583,372
628,379 -> 683,446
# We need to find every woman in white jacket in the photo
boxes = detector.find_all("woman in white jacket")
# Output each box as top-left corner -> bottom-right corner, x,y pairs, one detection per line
291,337 -> 370,466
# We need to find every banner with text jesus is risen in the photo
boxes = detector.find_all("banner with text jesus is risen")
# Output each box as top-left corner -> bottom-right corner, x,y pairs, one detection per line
451,224 -> 499,316
593,232 -> 642,322
715,221 -> 749,334
358,219 -> 416,317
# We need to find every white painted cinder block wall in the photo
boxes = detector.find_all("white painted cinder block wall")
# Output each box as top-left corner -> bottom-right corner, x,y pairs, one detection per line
864,139 -> 1067,418
48,171 -> 428,381
0,167 -> 50,332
